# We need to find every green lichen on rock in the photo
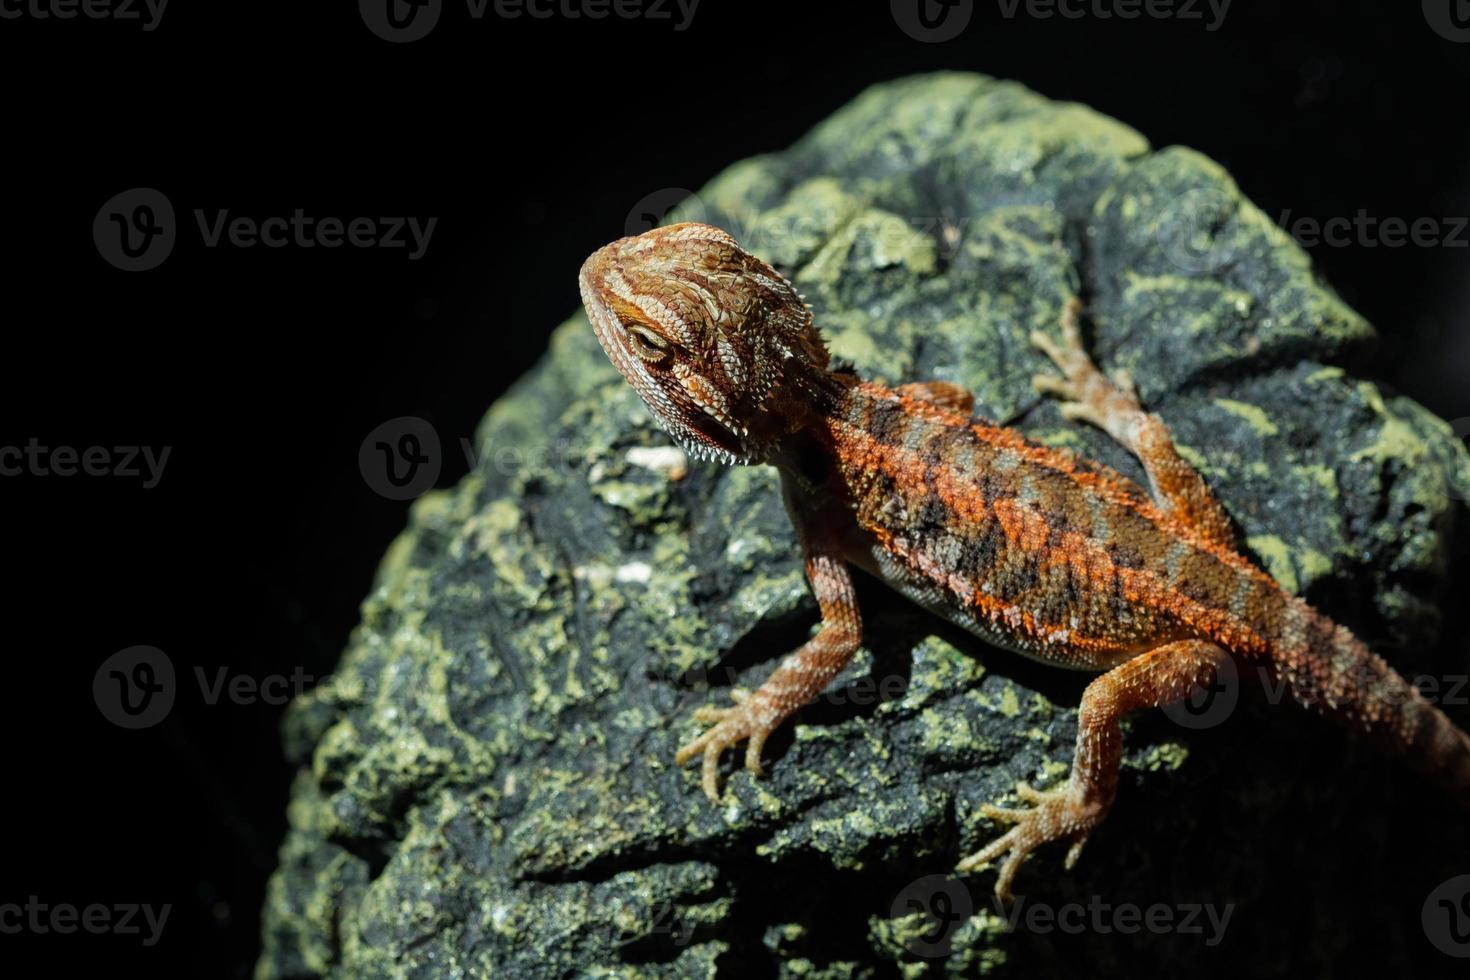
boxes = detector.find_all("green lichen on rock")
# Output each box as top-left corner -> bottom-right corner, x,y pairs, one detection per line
258,74 -> 1470,979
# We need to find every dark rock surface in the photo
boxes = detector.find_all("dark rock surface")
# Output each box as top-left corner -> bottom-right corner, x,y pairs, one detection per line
257,73 -> 1470,978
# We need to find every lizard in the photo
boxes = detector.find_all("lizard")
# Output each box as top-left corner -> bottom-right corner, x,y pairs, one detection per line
578,220 -> 1470,900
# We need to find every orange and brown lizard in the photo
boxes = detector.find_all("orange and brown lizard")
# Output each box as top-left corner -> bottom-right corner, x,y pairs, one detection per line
578,221 -> 1470,900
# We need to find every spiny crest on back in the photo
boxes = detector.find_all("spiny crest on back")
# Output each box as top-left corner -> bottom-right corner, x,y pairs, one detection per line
579,222 -> 831,464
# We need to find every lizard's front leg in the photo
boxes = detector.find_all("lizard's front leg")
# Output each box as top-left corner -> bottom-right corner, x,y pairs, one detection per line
958,639 -> 1232,900
675,545 -> 861,801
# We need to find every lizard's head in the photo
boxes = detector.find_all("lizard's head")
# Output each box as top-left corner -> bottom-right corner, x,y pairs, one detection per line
579,222 -> 830,465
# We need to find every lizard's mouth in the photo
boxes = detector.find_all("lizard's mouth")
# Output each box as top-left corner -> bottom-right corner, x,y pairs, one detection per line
663,403 -> 748,465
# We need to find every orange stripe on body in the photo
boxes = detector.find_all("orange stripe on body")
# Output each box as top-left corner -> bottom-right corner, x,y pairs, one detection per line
835,383 -> 1275,658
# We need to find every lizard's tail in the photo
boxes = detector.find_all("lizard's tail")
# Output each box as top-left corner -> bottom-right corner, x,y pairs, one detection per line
1263,596 -> 1470,811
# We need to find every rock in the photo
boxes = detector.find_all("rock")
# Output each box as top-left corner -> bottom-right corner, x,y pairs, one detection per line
257,73 -> 1470,978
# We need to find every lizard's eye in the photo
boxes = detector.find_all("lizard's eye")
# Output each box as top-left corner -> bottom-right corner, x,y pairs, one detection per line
624,324 -> 672,363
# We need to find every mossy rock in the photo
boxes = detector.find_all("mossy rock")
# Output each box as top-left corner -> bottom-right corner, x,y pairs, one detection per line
257,73 -> 1470,979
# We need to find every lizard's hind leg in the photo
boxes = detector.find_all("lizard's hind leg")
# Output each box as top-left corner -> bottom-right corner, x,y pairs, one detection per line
958,639 -> 1232,901
1031,299 -> 1236,551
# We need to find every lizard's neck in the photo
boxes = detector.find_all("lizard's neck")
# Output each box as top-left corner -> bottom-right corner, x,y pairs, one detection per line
800,364 -> 858,417
762,367 -> 858,471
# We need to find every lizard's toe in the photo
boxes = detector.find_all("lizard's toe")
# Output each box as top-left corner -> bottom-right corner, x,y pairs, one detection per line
1031,332 -> 1098,391
1057,296 -> 1085,347
1058,401 -> 1108,430
1031,373 -> 1075,399
674,721 -> 741,802
676,691 -> 774,801
700,739 -> 726,802
957,781 -> 1100,902
688,686 -> 750,726
672,726 -> 715,768
743,728 -> 769,775
1029,329 -> 1067,367
690,706 -> 731,727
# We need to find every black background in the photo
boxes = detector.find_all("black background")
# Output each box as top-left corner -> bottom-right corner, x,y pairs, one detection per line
2,1 -> 1468,975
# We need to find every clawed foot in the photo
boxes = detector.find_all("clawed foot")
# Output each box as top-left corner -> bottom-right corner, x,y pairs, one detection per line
956,780 -> 1102,902
1030,299 -> 1142,444
674,688 -> 777,801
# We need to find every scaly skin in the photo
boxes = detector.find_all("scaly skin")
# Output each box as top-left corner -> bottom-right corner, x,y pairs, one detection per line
579,222 -> 1470,900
